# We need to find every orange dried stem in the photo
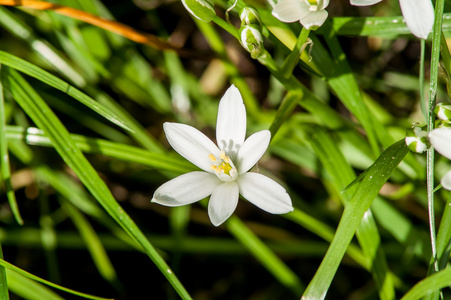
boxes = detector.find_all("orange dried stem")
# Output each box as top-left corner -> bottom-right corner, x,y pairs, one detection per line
0,0 -> 203,58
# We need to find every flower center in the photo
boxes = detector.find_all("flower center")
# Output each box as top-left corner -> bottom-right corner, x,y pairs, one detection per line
306,0 -> 318,11
209,151 -> 238,182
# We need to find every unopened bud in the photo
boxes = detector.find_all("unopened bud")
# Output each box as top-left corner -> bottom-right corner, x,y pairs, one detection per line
435,119 -> 451,128
434,102 -> 451,122
405,125 -> 430,153
181,0 -> 216,22
240,7 -> 262,27
239,24 -> 264,59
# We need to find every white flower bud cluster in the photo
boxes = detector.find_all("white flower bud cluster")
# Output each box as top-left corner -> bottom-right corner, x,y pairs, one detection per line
239,7 -> 265,59
405,125 -> 430,153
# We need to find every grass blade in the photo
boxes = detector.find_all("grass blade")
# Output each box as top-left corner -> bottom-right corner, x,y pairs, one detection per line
0,64 -> 23,225
7,269 -> 63,300
0,259 -> 110,300
2,68 -> 192,299
302,140 -> 409,300
0,51 -> 132,132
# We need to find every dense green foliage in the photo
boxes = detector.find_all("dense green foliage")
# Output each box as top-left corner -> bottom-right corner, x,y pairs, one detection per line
1,0 -> 451,299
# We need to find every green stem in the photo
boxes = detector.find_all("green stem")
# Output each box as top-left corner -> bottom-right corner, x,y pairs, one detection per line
420,39 -> 427,121
280,27 -> 311,78
427,0 -> 445,276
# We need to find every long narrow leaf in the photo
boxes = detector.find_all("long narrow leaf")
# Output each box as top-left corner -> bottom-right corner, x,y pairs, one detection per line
2,68 -> 192,299
309,127 -> 395,299
0,259 -> 110,300
302,140 -> 409,300
0,64 -> 23,225
0,51 -> 132,131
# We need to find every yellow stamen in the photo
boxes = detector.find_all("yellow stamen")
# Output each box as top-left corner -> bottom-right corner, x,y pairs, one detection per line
219,150 -> 230,163
209,151 -> 234,176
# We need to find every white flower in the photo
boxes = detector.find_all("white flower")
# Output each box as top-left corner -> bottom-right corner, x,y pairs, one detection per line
350,0 -> 434,39
272,0 -> 329,30
151,85 -> 293,226
429,127 -> 451,190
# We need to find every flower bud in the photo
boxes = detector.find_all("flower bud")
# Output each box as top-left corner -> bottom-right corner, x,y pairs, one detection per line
434,102 -> 451,122
435,119 -> 451,128
240,7 -> 262,27
181,0 -> 216,22
405,125 -> 430,153
239,24 -> 264,59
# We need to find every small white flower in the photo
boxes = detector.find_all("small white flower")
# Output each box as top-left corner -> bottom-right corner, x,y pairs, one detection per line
429,128 -> 451,190
151,85 -> 293,226
272,0 -> 329,30
350,0 -> 434,39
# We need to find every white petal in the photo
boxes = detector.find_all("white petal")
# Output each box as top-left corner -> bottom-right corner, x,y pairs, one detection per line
164,122 -> 220,172
152,171 -> 221,206
429,128 -> 451,160
237,173 -> 293,214
236,130 -> 271,175
399,0 -> 434,39
350,0 -> 383,6
216,85 -> 246,158
441,170 -> 451,191
208,182 -> 239,226
319,0 -> 330,10
300,10 -> 328,30
272,0 -> 311,23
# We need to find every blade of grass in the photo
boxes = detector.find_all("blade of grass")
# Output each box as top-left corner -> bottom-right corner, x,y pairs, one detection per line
2,68 -> 192,299
0,64 -> 23,225
226,216 -> 303,296
309,127 -> 395,300
5,126 -> 195,174
400,267 -> 451,300
0,51 -> 132,132
0,258 -> 111,300
7,269 -> 63,300
0,6 -> 86,86
61,201 -> 118,285
302,140 -> 409,300
0,242 -> 8,300
0,227 -> 333,257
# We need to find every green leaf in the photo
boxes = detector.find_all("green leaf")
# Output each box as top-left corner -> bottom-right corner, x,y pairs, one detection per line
309,127 -> 395,300
400,267 -> 451,300
0,64 -> 23,225
302,140 -> 409,300
0,259 -> 110,300
5,126 -> 195,174
226,216 -> 303,296
7,269 -> 63,300
2,68 -> 192,300
0,51 -> 132,132
62,201 -> 118,284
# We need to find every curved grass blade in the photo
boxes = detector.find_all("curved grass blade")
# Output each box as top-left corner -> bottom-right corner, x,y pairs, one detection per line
7,269 -> 62,300
400,267 -> 451,300
320,14 -> 451,37
302,140 -> 409,300
5,126 -> 195,174
61,201 -> 118,285
0,259 -> 110,300
0,65 -> 23,225
0,6 -> 86,87
2,68 -> 192,299
226,216 -> 303,296
309,127 -> 395,299
0,243 -> 8,300
0,51 -> 132,132
0,0 -> 202,58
